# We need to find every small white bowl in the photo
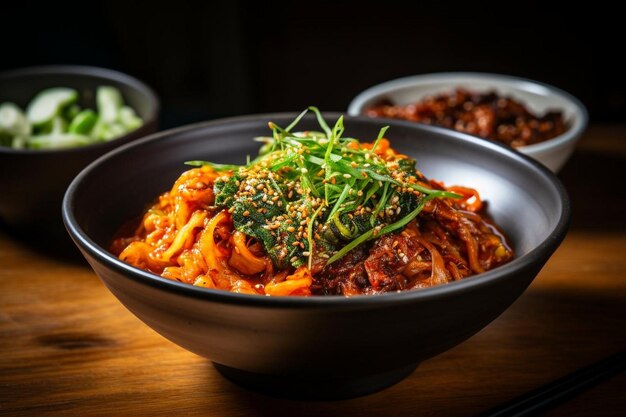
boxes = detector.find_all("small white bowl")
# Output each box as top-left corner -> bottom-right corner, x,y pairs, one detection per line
348,72 -> 588,172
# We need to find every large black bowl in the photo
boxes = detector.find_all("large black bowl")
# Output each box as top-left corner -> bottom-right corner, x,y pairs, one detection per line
0,66 -> 159,244
63,113 -> 570,399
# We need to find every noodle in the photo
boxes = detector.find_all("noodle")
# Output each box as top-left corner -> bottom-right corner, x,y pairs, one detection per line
111,111 -> 513,296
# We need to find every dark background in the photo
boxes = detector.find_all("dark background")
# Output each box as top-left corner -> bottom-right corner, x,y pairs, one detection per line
2,2 -> 622,128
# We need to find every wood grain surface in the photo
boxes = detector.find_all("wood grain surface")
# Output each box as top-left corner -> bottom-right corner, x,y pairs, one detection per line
1,125 -> 625,416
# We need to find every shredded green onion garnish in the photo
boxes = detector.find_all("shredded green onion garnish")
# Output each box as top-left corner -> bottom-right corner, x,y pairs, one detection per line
187,108 -> 460,268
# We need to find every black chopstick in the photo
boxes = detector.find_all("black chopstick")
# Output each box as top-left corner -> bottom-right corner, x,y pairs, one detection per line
477,350 -> 626,417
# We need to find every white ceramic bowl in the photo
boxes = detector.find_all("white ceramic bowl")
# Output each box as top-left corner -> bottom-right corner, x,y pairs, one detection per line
348,72 -> 588,172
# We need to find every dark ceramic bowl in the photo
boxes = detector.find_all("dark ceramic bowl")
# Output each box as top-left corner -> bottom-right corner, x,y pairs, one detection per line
63,114 -> 570,399
0,65 -> 158,242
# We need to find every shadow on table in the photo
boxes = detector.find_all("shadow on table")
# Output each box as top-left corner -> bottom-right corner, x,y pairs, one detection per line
559,146 -> 626,232
197,287 -> 626,417
201,362 -> 416,417
0,218 -> 86,265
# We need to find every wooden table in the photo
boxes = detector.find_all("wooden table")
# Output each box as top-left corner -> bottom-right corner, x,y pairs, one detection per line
1,125 -> 625,416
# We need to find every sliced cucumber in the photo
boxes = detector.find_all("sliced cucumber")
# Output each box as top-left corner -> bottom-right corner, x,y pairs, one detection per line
100,122 -> 127,141
0,102 -> 31,137
91,120 -> 128,141
51,116 -> 67,134
118,106 -> 143,130
26,88 -> 78,126
90,120 -> 107,141
27,133 -> 93,150
64,104 -> 82,121
11,136 -> 28,149
97,86 -> 123,123
69,109 -> 98,134
3,85 -> 141,149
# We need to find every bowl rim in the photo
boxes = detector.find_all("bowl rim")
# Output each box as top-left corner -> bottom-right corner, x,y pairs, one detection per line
63,112 -> 571,308
0,65 -> 160,155
347,72 -> 588,156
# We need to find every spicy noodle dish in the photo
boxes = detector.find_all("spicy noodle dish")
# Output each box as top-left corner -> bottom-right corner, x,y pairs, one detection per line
111,108 -> 513,296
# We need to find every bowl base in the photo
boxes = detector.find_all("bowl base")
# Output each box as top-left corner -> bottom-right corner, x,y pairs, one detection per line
213,362 -> 418,400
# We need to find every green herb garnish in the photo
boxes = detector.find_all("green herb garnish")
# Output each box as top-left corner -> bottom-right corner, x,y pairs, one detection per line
189,108 -> 460,269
